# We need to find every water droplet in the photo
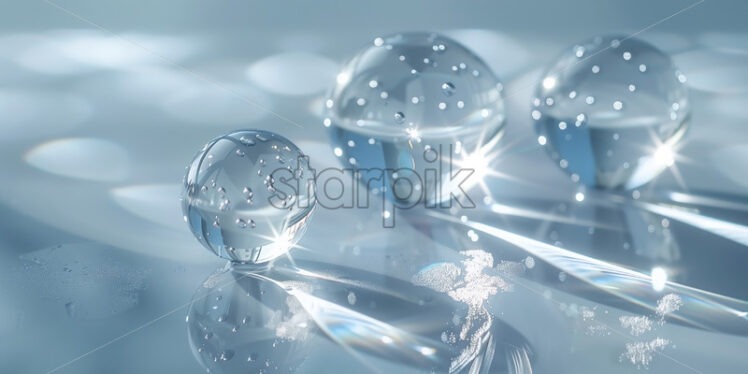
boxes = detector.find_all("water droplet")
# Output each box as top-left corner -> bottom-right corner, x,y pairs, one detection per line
533,35 -> 689,189
218,199 -> 231,212
441,82 -> 455,96
240,136 -> 256,146
236,218 -> 254,229
182,130 -> 316,263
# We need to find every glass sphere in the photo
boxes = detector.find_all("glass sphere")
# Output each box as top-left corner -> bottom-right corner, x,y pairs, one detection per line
187,266 -> 314,374
325,32 -> 505,205
533,35 -> 689,189
181,130 -> 315,263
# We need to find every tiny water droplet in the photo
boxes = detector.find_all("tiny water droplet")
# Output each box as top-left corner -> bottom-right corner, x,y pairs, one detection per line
441,82 -> 455,96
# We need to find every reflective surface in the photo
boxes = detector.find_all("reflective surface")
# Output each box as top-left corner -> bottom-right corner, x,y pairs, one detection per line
188,260 -> 533,374
2,1 -> 748,374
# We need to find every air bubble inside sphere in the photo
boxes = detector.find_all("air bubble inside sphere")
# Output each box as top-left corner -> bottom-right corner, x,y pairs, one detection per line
533,35 -> 690,189
182,130 -> 315,263
325,32 -> 505,204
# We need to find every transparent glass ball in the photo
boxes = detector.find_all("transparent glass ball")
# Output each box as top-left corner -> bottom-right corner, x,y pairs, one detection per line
181,130 -> 315,263
325,32 -> 506,205
533,35 -> 690,189
186,266 -> 313,374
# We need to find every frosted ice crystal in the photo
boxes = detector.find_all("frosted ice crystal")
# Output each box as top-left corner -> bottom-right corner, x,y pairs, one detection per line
412,249 -> 510,373
448,250 -> 508,311
656,293 -> 683,317
619,337 -> 670,368
273,296 -> 311,341
411,262 -> 461,293
614,293 -> 682,367
576,305 -> 609,336
580,306 -> 595,321
495,260 -> 525,276
586,324 -> 610,336
619,315 -> 653,336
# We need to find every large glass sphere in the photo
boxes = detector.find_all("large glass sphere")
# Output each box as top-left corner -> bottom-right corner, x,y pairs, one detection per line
325,32 -> 505,205
181,130 -> 315,263
533,35 -> 690,189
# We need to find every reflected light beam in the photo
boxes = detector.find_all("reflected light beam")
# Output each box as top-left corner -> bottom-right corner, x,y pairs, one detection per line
488,202 -> 619,230
427,211 -> 748,335
637,201 -> 748,248
252,273 -> 452,369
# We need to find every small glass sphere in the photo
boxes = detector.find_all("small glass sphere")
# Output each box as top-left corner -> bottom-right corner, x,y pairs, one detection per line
325,32 -> 505,204
533,35 -> 689,189
187,266 -> 313,374
181,130 -> 315,263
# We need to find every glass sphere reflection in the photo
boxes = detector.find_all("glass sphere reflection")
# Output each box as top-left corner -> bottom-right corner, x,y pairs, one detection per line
181,130 -> 315,263
533,35 -> 689,189
325,32 -> 506,204
186,265 -> 314,374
